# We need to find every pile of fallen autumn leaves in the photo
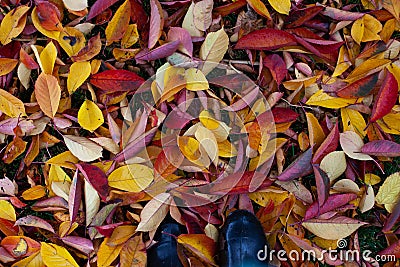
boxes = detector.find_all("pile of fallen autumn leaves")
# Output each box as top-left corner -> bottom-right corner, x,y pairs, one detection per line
0,0 -> 399,266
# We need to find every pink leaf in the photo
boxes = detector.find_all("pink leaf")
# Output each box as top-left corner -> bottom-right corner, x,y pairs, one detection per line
136,40 -> 180,62
168,27 -> 193,57
148,0 -> 164,49
61,236 -> 94,255
87,0 -> 119,20
277,147 -> 313,181
14,215 -> 55,233
304,193 -> 357,220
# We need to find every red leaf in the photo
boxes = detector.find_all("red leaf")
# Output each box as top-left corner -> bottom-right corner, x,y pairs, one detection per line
263,54 -> 287,86
378,239 -> 400,258
304,193 -> 357,220
213,0 -> 247,17
76,163 -> 109,201
35,1 -> 63,31
235,28 -> 297,50
370,71 -> 398,122
19,49 -> 39,70
277,147 -> 313,181
205,171 -> 273,195
154,146 -> 184,179
90,69 -> 145,92
285,6 -> 324,28
272,107 -> 299,124
87,0 -> 119,20
312,123 -> 339,164
336,73 -> 379,98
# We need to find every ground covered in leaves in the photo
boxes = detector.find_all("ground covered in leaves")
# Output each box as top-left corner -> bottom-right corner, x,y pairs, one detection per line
0,0 -> 399,266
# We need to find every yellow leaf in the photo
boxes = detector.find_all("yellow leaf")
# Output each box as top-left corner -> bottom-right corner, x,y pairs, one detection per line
0,58 -> 18,76
31,7 -> 60,40
48,165 -> 71,196
105,0 -> 131,46
246,0 -> 271,19
0,200 -> 16,221
108,164 -> 154,192
120,236 -> 146,267
11,251 -> 44,267
218,140 -> 237,157
306,112 -> 325,149
0,5 -> 30,45
22,185 -> 47,201
382,0 -> 400,22
249,190 -> 290,207
41,242 -> 79,267
121,24 -> 139,48
185,68 -> 209,91
46,151 -> 79,169
345,58 -> 390,83
112,48 -> 140,62
34,73 -> 61,118
267,0 -> 291,15
380,19 -> 396,43
107,225 -> 136,246
58,27 -> 86,57
364,173 -> 381,185
377,109 -> 400,134
40,42 -> 57,75
376,172 -> 400,212
67,61 -> 91,94
97,238 -> 124,267
351,14 -> 382,45
77,99 -> 104,132
177,135 -> 206,166
306,90 -> 359,108
341,107 -> 366,138
387,63 -> 400,89
177,234 -> 216,264
199,110 -> 219,130
0,88 -> 26,117
332,46 -> 352,77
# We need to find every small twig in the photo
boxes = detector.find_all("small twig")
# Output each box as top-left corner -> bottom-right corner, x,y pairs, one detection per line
281,98 -> 315,110
222,59 -> 260,66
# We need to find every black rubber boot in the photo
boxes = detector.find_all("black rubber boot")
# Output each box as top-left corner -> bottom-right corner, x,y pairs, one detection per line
147,221 -> 185,267
220,210 -> 270,267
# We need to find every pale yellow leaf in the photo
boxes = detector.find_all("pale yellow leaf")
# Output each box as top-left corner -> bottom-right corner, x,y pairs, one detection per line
62,0 -> 88,11
182,2 -> 203,37
41,242 -> 79,267
40,41 -> 57,75
84,180 -> 100,226
320,151 -> 346,182
200,28 -> 229,63
360,185 -> 375,213
77,99 -> 104,132
108,164 -> 154,192
332,179 -> 360,194
67,61 -> 91,93
193,0 -> 213,31
0,88 -> 26,117
340,131 -> 373,161
63,135 -> 103,162
136,193 -> 171,232
302,216 -> 367,240
376,172 -> 400,211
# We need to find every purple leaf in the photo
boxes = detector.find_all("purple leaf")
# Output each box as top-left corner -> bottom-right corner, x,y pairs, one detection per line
87,0 -> 119,20
168,27 -> 193,57
277,148 -> 313,181
61,236 -> 94,255
68,170 -> 83,224
313,165 -> 330,206
135,41 -> 180,62
148,0 -> 164,49
361,140 -> 400,157
304,193 -> 357,220
32,196 -> 68,212
14,215 -> 55,233
263,54 -> 287,85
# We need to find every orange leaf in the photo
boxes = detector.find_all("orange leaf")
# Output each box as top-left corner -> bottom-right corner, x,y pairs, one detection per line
0,58 -> 18,76
36,1 -> 63,31
34,73 -> 61,118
